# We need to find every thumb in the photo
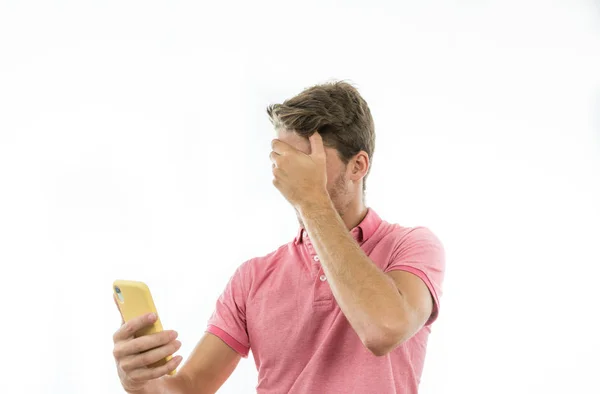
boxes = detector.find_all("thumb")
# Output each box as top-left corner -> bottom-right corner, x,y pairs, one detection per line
309,131 -> 326,159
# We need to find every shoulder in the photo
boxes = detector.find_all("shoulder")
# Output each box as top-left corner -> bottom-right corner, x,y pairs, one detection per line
363,209 -> 441,246
394,225 -> 443,249
377,218 -> 444,251
385,224 -> 446,277
371,218 -> 445,269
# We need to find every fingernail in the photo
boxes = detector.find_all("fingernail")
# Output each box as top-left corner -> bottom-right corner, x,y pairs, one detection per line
171,331 -> 178,339
148,313 -> 157,321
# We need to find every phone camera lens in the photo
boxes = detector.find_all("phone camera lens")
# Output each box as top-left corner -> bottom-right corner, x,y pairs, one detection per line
115,286 -> 121,293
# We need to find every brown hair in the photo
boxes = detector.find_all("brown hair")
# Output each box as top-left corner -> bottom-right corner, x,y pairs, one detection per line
266,80 -> 375,192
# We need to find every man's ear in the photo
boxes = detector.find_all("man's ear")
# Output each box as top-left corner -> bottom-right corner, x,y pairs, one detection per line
349,151 -> 369,181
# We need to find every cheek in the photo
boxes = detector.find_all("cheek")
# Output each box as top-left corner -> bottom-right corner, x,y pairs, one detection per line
326,165 -> 346,189
323,151 -> 347,188
325,166 -> 339,187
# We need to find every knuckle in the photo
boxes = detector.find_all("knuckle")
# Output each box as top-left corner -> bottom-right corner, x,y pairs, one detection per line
139,336 -> 159,353
156,348 -> 170,362
119,359 -> 131,372
135,354 -> 148,367
128,370 -> 143,383
157,331 -> 169,342
131,338 -> 146,354
140,353 -> 153,366
125,323 -> 136,336
113,328 -> 123,342
152,332 -> 166,345
119,355 -> 136,372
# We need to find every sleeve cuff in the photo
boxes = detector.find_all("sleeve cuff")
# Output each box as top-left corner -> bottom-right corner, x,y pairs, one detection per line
386,265 -> 440,326
206,324 -> 250,358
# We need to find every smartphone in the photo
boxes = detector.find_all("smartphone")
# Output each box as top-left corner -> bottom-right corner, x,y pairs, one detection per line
113,280 -> 176,375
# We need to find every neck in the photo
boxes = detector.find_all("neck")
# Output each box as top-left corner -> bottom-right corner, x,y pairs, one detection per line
339,197 -> 368,231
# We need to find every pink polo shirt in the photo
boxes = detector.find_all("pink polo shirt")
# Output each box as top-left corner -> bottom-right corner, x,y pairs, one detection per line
206,208 -> 445,394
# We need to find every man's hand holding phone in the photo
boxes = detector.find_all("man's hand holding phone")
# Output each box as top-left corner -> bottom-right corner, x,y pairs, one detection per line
112,295 -> 183,393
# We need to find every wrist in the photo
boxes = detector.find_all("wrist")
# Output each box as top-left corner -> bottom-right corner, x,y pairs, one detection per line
296,192 -> 334,217
123,386 -> 148,394
123,381 -> 155,394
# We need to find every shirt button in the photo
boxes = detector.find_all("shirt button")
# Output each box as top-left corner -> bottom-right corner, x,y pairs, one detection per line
319,274 -> 327,281
313,255 -> 320,262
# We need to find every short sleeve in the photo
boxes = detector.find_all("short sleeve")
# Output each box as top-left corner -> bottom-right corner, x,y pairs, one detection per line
384,226 -> 445,326
206,263 -> 251,357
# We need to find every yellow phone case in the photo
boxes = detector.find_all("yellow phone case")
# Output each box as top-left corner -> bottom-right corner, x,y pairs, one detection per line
113,280 -> 176,375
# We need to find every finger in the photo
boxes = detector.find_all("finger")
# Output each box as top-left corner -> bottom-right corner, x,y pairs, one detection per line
271,139 -> 281,154
309,132 -> 325,159
129,355 -> 184,381
269,151 -> 281,166
113,313 -> 157,343
113,294 -> 125,326
121,340 -> 182,371
272,166 -> 283,183
114,330 -> 178,359
271,176 -> 281,189
271,139 -> 294,155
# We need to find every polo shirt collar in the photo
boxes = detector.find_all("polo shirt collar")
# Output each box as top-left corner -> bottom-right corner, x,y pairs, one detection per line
294,208 -> 381,245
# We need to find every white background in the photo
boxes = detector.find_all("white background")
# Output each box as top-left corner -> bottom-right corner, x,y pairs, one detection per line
1,1 -> 599,393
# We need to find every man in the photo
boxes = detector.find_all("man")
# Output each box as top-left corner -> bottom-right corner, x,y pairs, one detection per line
112,81 -> 445,394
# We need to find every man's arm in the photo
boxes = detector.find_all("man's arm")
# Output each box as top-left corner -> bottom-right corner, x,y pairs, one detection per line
139,332 -> 241,394
269,131 -> 437,356
298,199 -> 433,356
176,332 -> 242,393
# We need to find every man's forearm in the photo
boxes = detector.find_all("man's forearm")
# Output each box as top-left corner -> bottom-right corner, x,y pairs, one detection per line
298,198 -> 406,352
126,375 -> 189,394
